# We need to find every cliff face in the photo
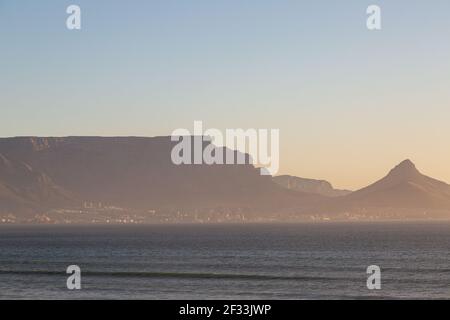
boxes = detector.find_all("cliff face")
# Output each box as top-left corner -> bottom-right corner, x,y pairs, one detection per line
273,175 -> 352,197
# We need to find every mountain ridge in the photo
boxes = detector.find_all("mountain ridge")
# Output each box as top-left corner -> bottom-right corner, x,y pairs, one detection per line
272,175 -> 352,197
1,136 -> 450,221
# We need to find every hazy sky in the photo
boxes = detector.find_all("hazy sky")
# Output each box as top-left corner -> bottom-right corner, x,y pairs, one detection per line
1,0 -> 450,189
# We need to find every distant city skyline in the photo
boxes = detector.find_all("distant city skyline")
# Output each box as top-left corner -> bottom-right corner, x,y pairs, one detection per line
1,1 -> 450,189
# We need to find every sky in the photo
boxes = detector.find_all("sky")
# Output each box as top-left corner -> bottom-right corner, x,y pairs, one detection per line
1,0 -> 450,190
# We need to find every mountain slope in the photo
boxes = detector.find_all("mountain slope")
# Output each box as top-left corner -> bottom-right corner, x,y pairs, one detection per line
0,153 -> 75,212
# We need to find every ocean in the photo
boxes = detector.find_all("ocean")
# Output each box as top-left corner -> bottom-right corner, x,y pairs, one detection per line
0,222 -> 449,299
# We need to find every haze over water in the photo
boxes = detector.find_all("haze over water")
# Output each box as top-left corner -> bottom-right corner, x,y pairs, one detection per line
0,222 -> 449,299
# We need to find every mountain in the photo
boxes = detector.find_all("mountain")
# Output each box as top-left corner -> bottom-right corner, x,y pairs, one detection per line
341,159 -> 450,210
272,175 -> 352,197
0,137 -> 319,215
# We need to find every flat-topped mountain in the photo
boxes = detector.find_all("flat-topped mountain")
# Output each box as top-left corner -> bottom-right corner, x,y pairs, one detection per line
0,137 -> 318,215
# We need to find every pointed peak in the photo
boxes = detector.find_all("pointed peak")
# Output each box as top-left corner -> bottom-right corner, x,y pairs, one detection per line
397,159 -> 416,169
388,159 -> 420,178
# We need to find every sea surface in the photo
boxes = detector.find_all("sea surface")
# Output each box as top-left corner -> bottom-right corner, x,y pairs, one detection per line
0,222 -> 449,299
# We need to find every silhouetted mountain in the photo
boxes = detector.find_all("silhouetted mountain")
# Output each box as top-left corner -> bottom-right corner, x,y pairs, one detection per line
0,137 -> 319,214
342,159 -> 450,210
273,175 -> 351,197
2,139 -> 450,221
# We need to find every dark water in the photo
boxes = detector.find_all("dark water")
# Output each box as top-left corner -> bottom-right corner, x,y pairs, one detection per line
0,222 -> 449,299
